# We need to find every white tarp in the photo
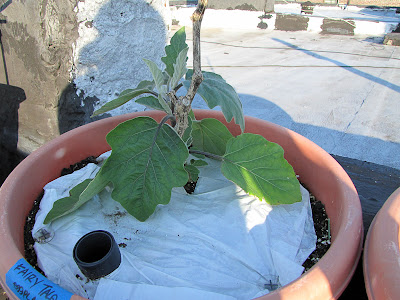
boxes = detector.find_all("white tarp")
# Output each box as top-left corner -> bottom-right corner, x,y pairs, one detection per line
33,152 -> 316,300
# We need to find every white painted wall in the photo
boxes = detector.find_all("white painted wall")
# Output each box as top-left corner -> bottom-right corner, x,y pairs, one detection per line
72,0 -> 171,116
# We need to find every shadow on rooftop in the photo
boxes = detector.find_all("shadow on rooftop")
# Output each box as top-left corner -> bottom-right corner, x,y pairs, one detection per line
272,38 -> 400,94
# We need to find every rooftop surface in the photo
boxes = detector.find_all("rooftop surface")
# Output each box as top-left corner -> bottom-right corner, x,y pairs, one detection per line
185,27 -> 400,170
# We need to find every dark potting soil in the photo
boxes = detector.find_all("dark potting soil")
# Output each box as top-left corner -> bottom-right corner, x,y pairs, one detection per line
60,156 -> 98,176
302,194 -> 331,272
23,157 -> 330,278
184,180 -> 197,194
23,190 -> 45,276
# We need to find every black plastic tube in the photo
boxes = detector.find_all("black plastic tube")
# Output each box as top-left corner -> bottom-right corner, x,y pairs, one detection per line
73,230 -> 121,280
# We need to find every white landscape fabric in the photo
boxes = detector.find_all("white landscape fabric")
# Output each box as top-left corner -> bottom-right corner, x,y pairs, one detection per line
33,152 -> 316,300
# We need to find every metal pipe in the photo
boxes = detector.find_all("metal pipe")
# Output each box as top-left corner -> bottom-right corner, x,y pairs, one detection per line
0,28 -> 10,85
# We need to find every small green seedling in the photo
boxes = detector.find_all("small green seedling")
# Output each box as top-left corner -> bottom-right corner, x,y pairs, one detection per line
44,2 -> 301,224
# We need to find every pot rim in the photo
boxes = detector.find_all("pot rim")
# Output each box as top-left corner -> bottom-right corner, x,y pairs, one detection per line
0,110 -> 363,300
363,187 -> 400,300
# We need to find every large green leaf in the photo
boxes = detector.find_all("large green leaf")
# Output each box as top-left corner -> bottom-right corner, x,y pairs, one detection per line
44,179 -> 92,224
143,59 -> 172,114
221,133 -> 301,205
162,26 -> 188,77
91,81 -> 155,117
192,118 -> 233,156
184,70 -> 245,132
80,117 -> 189,221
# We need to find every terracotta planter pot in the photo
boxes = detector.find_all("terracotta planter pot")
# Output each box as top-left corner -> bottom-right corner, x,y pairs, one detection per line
0,110 -> 363,299
363,187 -> 400,299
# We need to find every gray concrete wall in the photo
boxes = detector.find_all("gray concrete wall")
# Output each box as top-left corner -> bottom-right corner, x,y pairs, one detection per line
0,0 -> 78,154
71,0 -> 170,119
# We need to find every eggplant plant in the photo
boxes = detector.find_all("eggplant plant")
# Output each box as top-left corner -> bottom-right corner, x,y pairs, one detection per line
44,1 -> 301,223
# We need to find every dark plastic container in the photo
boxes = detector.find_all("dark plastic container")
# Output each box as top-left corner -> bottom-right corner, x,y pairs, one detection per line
73,230 -> 121,280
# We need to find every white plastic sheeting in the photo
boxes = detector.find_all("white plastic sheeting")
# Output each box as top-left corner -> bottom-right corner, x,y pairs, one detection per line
33,152 -> 316,300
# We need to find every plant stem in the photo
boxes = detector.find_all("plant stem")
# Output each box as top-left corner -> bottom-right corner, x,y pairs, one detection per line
186,0 -> 207,100
174,0 -> 207,137
189,149 -> 223,162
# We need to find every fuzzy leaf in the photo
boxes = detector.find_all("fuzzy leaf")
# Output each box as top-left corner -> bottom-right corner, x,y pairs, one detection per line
221,133 -> 301,205
162,26 -> 188,77
136,96 -> 165,111
91,80 -> 155,117
184,70 -> 245,132
170,47 -> 189,89
44,179 -> 92,224
80,117 -> 189,221
143,59 -> 172,114
192,118 -> 233,156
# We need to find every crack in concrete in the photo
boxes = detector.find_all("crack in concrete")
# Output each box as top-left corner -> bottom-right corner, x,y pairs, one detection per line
343,47 -> 396,134
343,91 -> 369,133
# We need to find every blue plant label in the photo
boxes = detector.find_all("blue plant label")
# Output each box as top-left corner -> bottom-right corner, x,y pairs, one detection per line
6,258 -> 73,300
